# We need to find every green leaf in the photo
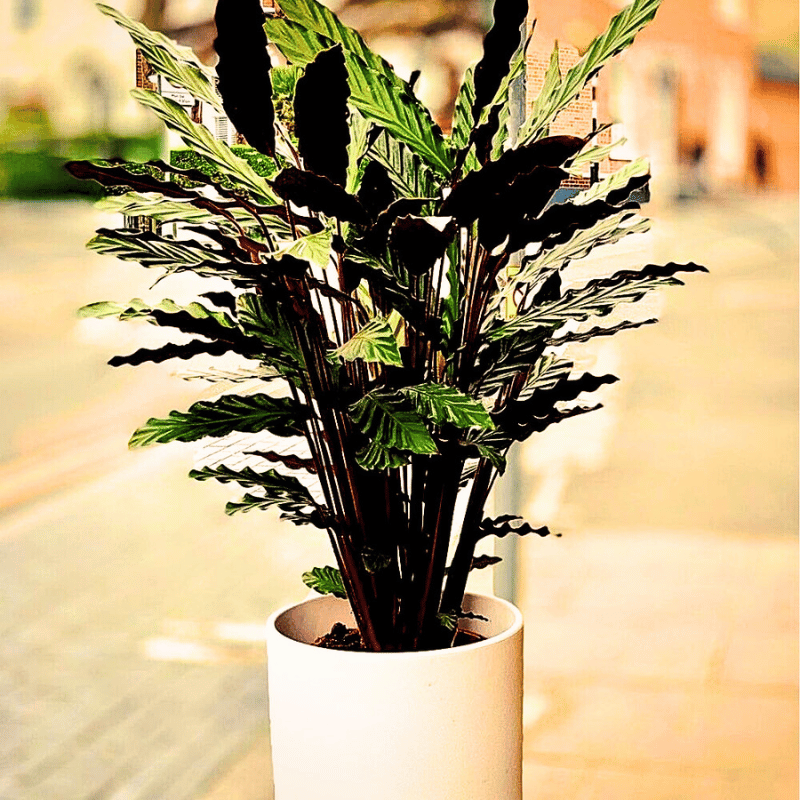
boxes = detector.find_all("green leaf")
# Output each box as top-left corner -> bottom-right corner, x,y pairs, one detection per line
97,3 -> 223,112
521,42 -> 560,144
270,0 -> 451,171
78,300 -> 131,319
437,611 -> 457,632
451,65 -> 476,152
518,355 -> 574,398
490,211 -> 651,313
131,89 -> 278,203
475,444 -> 507,472
277,0 -> 396,78
345,109 -> 372,195
519,0 -> 662,143
332,317 -> 403,367
482,40 -> 529,159
79,297 -> 235,328
272,65 -> 303,96
361,547 -> 392,574
265,15 -> 452,176
402,384 -> 494,430
236,293 -> 305,378
488,262 -> 707,340
272,229 -> 333,269
440,241 -> 461,358
190,465 -> 325,526
87,228 -> 238,279
567,136 -> 626,174
574,156 -> 649,205
96,192 -> 245,225
344,53 -> 452,177
129,392 -> 308,447
302,565 -> 347,599
349,390 -> 438,470
367,129 -> 437,199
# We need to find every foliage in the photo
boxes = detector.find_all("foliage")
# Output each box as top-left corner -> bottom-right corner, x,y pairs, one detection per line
70,0 -> 704,652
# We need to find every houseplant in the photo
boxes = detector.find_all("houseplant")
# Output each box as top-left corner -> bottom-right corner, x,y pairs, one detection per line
68,0 -> 704,795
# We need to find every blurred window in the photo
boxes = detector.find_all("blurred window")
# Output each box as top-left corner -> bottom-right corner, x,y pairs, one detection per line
715,0 -> 747,29
14,0 -> 39,30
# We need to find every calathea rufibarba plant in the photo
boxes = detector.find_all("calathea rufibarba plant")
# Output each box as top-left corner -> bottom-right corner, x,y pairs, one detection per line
68,0 -> 705,652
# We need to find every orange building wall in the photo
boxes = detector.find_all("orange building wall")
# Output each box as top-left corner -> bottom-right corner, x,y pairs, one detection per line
527,0 -> 761,190
749,79 -> 799,192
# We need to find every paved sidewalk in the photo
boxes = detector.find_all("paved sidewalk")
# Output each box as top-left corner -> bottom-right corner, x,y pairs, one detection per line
1,191 -> 795,799
519,530 -> 797,800
199,193 -> 798,798
197,530 -> 797,800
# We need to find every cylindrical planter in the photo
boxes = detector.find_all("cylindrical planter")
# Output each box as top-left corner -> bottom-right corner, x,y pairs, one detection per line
266,592 -> 523,800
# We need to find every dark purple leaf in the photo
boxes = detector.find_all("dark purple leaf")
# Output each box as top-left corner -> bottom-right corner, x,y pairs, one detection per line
545,317 -> 658,346
109,339 -> 234,367
477,166 -> 567,249
508,196 -> 639,252
273,167 -> 368,224
200,291 -> 238,312
441,136 -> 583,225
592,261 -> 709,287
65,159 -> 195,198
530,270 -> 562,305
470,554 -> 502,570
357,161 -> 397,220
536,372 -> 619,406
266,253 -> 311,280
493,371 -> 619,440
245,450 -> 318,473
148,309 -> 260,356
358,197 -> 429,256
476,514 -> 552,541
214,0 -> 275,157
472,0 -> 528,122
389,216 -> 456,276
294,45 -> 350,187
606,173 -> 651,206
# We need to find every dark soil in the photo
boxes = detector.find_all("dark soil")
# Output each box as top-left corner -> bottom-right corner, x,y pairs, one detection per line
313,622 -> 486,651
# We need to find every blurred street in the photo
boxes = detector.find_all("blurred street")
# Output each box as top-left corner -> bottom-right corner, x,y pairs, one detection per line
0,193 -> 797,799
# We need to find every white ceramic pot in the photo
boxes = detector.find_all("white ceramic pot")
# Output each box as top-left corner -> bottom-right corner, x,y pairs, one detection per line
266,592 -> 523,800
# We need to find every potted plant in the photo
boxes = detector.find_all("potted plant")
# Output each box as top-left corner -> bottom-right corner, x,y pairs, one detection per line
67,0 -> 704,796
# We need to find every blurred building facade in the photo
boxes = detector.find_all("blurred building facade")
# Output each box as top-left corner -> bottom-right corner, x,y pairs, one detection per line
0,0 -> 154,141
526,0 -> 798,194
1,0 -> 795,193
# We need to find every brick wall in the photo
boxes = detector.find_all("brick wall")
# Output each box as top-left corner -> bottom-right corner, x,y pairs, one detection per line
135,50 -> 157,92
526,43 -> 621,188
524,0 -> 779,190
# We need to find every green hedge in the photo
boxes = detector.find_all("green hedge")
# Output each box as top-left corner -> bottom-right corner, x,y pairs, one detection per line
0,151 -> 102,199
0,132 -> 162,200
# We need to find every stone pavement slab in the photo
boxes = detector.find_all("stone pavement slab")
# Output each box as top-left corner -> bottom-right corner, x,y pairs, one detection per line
2,191 -> 796,798
519,530 -> 797,800
0,446 -> 329,800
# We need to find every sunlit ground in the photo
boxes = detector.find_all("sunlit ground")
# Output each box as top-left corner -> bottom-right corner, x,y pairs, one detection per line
0,192 -> 796,799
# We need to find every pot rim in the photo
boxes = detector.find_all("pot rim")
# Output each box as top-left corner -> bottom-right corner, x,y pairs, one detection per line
267,591 -> 523,658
